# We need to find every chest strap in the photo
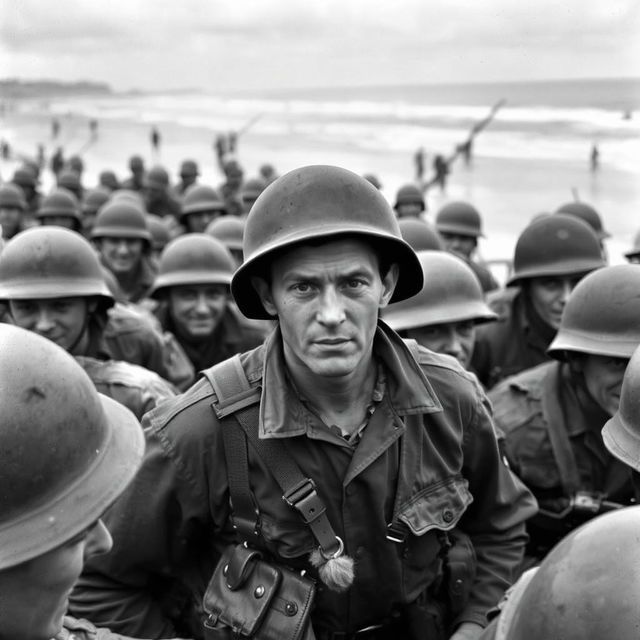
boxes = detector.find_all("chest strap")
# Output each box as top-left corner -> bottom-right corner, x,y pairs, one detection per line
203,356 -> 342,558
540,364 -> 581,496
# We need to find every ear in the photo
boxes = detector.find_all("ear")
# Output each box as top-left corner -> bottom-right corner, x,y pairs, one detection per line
379,263 -> 400,309
251,277 -> 278,317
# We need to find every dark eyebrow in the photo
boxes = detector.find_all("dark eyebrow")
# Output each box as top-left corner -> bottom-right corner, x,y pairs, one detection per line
283,267 -> 374,283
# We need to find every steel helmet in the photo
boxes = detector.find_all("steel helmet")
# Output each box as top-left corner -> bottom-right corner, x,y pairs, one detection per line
0,227 -> 114,311
382,251 -> 497,331
507,213 -> 604,286
129,155 -> 144,171
206,216 -> 245,251
624,229 -> 640,261
179,159 -> 199,177
556,201 -> 610,239
232,165 -> 423,319
146,214 -> 171,252
82,187 -> 111,215
399,218 -> 444,251
144,165 -> 170,189
0,183 -> 27,211
99,170 -> 120,191
241,178 -> 266,202
602,344 -> 640,471
12,166 -> 37,188
547,264 -> 640,360
91,200 -> 152,246
58,168 -> 83,192
488,507 -> 640,640
181,184 -> 226,221
110,189 -> 146,209
67,154 -> 84,174
37,187 -> 81,222
0,324 -> 143,570
150,233 -> 235,298
393,184 -> 425,212
435,201 -> 483,238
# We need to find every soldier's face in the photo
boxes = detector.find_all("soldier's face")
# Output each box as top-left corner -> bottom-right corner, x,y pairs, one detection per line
100,237 -> 144,275
168,284 -> 228,340
186,210 -> 219,234
439,233 -> 476,259
527,276 -> 583,330
39,215 -> 77,230
0,206 -> 22,237
254,238 -> 398,379
406,320 -> 476,369
9,297 -> 90,353
0,520 -> 111,640
576,354 -> 628,417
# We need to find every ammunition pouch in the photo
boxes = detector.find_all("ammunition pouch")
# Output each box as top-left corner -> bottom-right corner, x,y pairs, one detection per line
203,544 -> 316,640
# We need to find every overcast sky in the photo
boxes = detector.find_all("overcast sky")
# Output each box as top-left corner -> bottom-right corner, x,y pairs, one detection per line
2,0 -> 639,92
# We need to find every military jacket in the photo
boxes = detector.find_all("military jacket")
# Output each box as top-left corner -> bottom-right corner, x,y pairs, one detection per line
55,616 -> 136,640
70,323 -> 535,638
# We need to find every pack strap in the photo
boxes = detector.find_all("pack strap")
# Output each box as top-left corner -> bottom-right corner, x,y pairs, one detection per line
540,364 -> 581,496
206,356 -> 342,556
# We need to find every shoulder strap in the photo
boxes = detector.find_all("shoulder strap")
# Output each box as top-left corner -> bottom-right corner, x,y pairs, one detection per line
540,364 -> 581,496
205,356 -> 341,556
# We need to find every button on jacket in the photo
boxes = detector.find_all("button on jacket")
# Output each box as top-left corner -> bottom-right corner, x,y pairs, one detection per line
70,323 -> 536,638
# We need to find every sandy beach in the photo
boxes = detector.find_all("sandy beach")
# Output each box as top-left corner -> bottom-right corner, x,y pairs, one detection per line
2,98 -> 638,266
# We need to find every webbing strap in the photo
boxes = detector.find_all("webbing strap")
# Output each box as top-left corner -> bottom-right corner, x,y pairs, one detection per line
540,365 -> 581,496
208,356 -> 341,556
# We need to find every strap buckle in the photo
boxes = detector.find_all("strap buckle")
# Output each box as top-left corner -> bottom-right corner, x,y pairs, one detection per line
282,478 -> 326,525
385,521 -> 406,544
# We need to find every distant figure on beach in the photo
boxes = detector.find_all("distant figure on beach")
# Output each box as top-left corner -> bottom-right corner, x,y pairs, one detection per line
90,118 -> 99,141
457,139 -> 473,166
150,126 -> 161,156
0,140 -> 9,160
50,147 -> 65,178
414,147 -> 425,181
590,143 -> 600,172
259,163 -> 278,185
433,154 -> 449,191
51,117 -> 60,140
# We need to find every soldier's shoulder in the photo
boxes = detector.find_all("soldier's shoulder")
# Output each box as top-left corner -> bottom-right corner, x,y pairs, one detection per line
488,361 -> 554,431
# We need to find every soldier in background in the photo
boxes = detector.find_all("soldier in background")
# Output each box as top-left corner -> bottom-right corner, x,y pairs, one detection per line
383,250 -> 497,370
150,234 -> 267,372
393,183 -> 426,219
435,202 -> 498,293
0,227 -> 175,421
144,166 -> 181,220
37,187 -> 83,232
472,214 -> 605,389
173,159 -> 200,197
0,182 -> 27,240
122,155 -> 146,192
490,265 -> 640,564
179,185 -> 227,234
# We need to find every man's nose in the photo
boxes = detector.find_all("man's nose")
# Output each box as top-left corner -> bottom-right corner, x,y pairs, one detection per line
316,288 -> 346,326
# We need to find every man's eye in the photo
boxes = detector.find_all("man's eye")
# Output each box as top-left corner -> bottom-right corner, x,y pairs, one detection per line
292,283 -> 311,293
346,279 -> 364,289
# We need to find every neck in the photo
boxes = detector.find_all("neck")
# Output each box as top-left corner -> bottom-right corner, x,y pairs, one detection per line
115,263 -> 142,295
286,349 -> 377,435
69,326 -> 91,357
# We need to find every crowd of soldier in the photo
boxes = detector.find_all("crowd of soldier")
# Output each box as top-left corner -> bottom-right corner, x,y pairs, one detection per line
2,153 -> 640,640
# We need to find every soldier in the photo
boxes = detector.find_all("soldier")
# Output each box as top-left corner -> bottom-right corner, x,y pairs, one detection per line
435,201 -> 498,294
0,226 -> 175,420
0,182 -> 27,240
393,183 -> 426,219
144,166 -> 181,220
489,264 -> 640,564
71,166 -> 535,640
218,158 -> 244,216
478,506 -> 640,640
146,213 -> 171,264
91,200 -> 157,304
12,164 -> 41,222
174,159 -> 200,197
206,215 -> 245,266
383,251 -> 497,369
122,155 -> 146,192
472,214 -> 605,389
179,184 -> 227,234
603,343 -> 640,473
0,324 -> 145,640
37,187 -> 83,232
99,169 -> 120,192
398,218 -> 444,251
150,233 -> 267,371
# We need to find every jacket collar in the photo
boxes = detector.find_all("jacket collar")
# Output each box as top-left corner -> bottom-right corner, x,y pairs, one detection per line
258,320 -> 442,439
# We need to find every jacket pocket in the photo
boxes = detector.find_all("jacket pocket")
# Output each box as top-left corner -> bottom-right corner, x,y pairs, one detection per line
396,476 -> 473,602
